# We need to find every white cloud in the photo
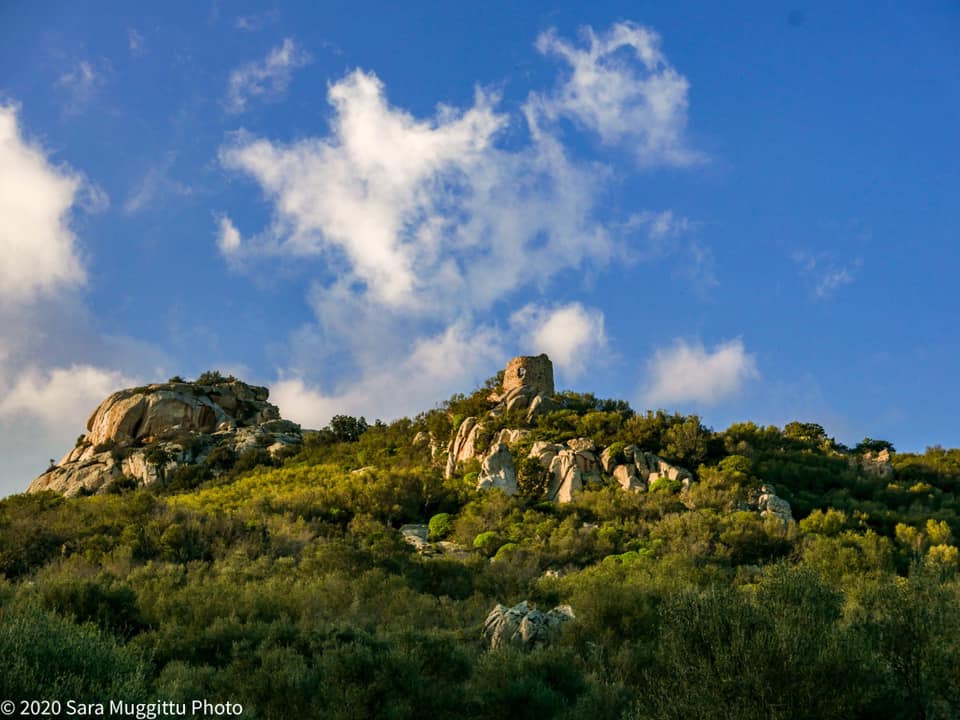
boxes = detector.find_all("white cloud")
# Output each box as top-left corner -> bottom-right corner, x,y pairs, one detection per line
510,302 -> 606,379
642,338 -> 758,407
220,69 -> 614,314
218,23 -> 706,423
531,21 -> 703,166
0,364 -> 137,434
0,364 -> 139,495
225,38 -> 311,114
272,321 -> 505,427
216,215 -> 242,254
0,103 -> 87,305
55,60 -> 107,114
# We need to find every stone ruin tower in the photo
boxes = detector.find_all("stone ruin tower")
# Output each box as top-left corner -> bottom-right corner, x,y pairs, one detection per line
501,354 -> 555,398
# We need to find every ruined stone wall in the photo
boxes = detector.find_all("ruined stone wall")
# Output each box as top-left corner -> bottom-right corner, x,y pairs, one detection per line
502,354 -> 555,397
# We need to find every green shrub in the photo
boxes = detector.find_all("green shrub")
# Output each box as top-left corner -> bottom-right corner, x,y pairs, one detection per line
428,513 -> 455,541
473,531 -> 503,557
0,606 -> 147,701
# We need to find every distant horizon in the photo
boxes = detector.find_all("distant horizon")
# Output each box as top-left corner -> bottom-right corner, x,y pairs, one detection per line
3,1 -> 960,495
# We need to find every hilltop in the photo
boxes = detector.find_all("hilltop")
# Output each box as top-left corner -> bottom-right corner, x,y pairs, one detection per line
3,355 -> 960,718
28,371 -> 302,496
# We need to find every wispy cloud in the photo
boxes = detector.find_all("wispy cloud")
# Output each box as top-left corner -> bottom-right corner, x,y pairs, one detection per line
124,153 -> 192,215
234,10 -> 279,32
55,59 -> 108,114
224,38 -> 311,114
218,22 -> 706,423
792,251 -> 859,300
128,28 -> 146,56
216,214 -> 242,255
529,21 -> 704,167
642,338 -> 758,407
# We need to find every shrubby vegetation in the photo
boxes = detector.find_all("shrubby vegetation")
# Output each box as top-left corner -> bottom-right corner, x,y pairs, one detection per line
2,380 -> 960,718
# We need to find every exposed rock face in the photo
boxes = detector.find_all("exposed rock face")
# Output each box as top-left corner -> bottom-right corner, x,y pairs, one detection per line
27,378 -> 301,497
84,381 -> 275,447
445,417 -> 485,478
399,524 -> 430,552
483,601 -> 575,650
602,445 -> 693,493
756,484 -> 793,527
399,524 -> 469,558
494,428 -> 531,446
477,443 -> 517,495
528,438 -> 602,503
858,449 -> 895,479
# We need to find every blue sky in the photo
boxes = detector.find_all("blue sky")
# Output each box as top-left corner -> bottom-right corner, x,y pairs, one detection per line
1,1 -> 958,495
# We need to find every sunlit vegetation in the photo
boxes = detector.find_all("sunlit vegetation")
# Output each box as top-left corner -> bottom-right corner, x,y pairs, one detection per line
2,379 -> 960,718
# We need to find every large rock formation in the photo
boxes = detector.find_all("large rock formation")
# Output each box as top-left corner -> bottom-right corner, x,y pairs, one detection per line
445,417 -> 486,478
28,377 -> 302,496
483,601 -> 575,650
477,443 -> 518,495
529,439 -> 603,503
857,449 -> 895,480
445,354 -> 698,505
445,355 -> 558,480
600,445 -> 694,493
756,484 -> 793,527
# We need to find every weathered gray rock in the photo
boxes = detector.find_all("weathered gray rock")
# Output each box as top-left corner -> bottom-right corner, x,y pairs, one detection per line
599,445 -> 621,473
27,377 -> 301,496
525,393 -> 559,423
495,428 -> 531,446
445,417 -> 485,479
757,484 -> 793,527
625,446 -> 693,489
483,601 -> 575,650
477,443 -> 518,495
613,463 -> 645,492
399,524 -> 430,552
547,451 -> 583,503
566,437 -> 596,453
526,438 -> 601,503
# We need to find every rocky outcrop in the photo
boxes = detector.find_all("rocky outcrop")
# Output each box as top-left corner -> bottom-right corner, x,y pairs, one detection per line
399,524 -> 430,552
528,438 -> 602,503
445,417 -> 485,478
399,524 -> 470,559
477,443 -> 518,495
857,449 -> 895,479
28,377 -> 302,496
467,437 -> 696,504
756,484 -> 793,527
483,601 -> 575,650
601,445 -> 693,493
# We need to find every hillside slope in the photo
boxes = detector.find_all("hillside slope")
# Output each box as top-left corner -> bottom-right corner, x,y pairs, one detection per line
2,358 -> 960,719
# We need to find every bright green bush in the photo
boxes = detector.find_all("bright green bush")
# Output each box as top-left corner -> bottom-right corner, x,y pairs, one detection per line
429,513 -> 455,541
